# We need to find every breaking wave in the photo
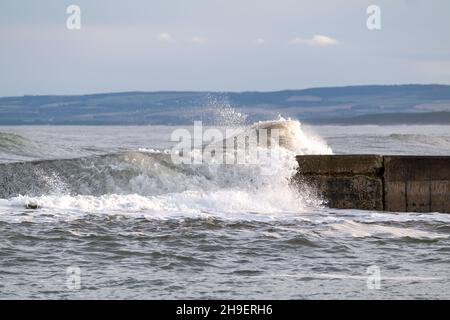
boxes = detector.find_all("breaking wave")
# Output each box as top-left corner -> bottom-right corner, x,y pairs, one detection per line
0,118 -> 331,218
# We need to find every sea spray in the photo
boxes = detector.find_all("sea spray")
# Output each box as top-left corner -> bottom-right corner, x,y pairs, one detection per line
0,117 -> 332,220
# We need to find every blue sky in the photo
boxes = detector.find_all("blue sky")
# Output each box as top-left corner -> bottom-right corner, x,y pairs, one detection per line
0,0 -> 449,96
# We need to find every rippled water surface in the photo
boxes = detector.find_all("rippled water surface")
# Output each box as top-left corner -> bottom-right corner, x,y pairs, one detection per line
1,124 -> 449,299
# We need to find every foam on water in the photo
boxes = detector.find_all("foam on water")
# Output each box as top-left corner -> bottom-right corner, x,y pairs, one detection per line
0,119 -> 447,241
0,118 -> 331,222
2,123 -> 450,299
324,220 -> 447,239
251,117 -> 333,155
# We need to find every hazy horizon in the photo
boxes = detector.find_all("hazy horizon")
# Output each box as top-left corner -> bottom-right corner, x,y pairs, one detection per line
1,83 -> 450,98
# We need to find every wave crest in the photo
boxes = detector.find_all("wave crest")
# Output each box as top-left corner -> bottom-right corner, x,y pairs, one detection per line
0,118 -> 330,216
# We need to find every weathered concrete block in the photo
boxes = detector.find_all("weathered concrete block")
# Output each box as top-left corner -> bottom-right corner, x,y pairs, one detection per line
296,155 -> 384,210
384,181 -> 406,212
431,181 -> 450,212
384,156 -> 450,181
406,181 -> 430,212
301,175 -> 383,210
384,156 -> 450,213
297,155 -> 450,213
296,155 -> 383,176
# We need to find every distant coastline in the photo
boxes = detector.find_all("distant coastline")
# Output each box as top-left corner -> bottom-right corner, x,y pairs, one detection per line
306,111 -> 450,125
1,84 -> 449,125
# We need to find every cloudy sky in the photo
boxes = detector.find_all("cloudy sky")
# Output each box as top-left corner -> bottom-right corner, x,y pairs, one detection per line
0,0 -> 449,96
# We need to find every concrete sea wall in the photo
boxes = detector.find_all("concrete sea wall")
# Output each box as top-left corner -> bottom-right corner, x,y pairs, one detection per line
295,155 -> 450,213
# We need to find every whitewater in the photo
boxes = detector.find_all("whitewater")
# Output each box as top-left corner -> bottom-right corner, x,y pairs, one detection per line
1,120 -> 450,299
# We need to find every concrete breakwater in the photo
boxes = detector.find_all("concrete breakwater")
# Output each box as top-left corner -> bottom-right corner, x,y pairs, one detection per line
295,155 -> 450,213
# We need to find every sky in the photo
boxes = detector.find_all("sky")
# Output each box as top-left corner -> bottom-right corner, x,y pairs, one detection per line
0,0 -> 449,96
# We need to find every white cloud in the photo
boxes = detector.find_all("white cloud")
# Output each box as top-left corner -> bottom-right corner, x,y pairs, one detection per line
188,36 -> 207,44
289,35 -> 338,46
157,32 -> 175,43
254,38 -> 267,45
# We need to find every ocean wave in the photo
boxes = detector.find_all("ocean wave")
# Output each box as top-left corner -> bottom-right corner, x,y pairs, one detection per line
0,118 -> 330,219
0,131 -> 45,160
323,220 -> 447,240
388,133 -> 450,147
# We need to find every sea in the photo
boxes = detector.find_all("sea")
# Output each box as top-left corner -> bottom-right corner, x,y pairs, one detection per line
0,120 -> 449,299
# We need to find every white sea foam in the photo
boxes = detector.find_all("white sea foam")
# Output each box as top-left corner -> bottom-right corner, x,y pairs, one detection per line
323,220 -> 447,239
0,118 -> 447,242
0,118 -> 331,222
251,116 -> 333,155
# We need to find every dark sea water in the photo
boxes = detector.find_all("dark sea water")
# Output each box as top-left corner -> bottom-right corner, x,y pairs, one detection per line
1,123 -> 450,299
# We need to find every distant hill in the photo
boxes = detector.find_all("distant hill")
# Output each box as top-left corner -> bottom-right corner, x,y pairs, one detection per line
309,111 -> 450,125
0,85 -> 449,125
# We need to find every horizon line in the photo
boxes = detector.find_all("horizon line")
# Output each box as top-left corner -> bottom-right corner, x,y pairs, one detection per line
1,83 -> 449,99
